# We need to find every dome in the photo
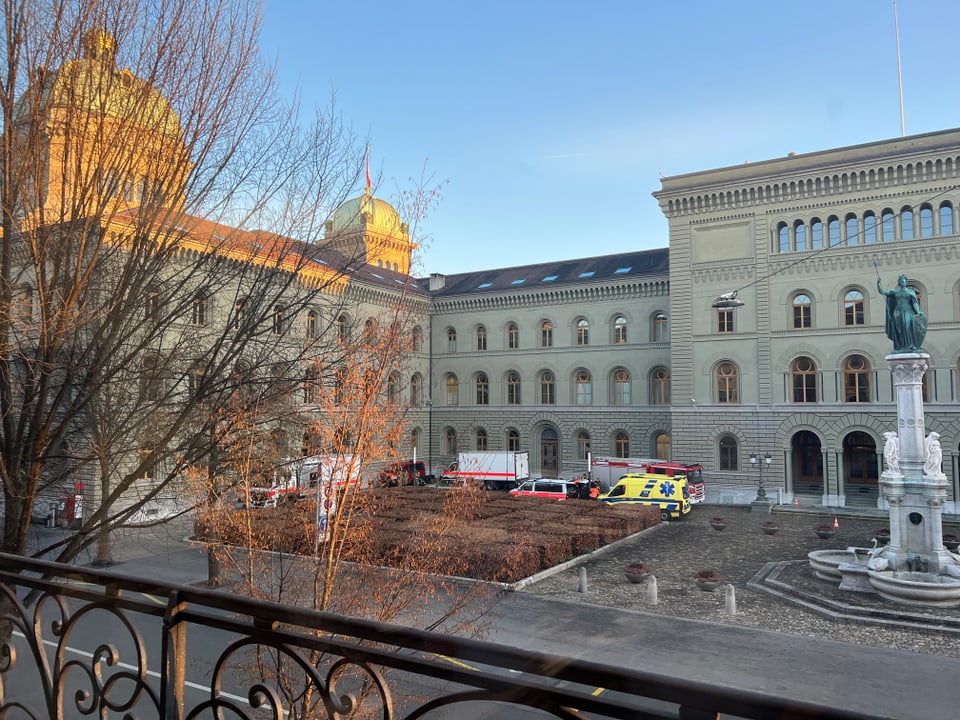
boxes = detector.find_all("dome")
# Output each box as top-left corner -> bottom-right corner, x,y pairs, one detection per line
328,192 -> 403,238
14,28 -> 181,138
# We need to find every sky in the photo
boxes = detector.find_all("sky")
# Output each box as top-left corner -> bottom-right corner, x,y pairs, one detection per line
260,0 -> 960,277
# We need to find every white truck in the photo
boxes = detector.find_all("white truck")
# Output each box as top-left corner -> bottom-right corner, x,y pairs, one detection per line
441,451 -> 530,491
245,454 -> 360,508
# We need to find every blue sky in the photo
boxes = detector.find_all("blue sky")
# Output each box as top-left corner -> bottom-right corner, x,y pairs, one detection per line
261,1 -> 960,276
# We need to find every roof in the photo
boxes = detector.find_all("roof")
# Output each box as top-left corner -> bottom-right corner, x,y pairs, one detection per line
420,248 -> 669,296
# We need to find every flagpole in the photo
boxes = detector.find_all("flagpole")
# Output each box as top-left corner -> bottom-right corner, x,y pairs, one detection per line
894,1 -> 905,137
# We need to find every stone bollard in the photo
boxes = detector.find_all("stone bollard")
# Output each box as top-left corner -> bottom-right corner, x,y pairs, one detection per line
645,575 -> 658,605
578,566 -> 588,593
724,583 -> 737,615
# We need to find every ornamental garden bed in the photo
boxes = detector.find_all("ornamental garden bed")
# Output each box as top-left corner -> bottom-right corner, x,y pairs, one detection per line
199,486 -> 659,583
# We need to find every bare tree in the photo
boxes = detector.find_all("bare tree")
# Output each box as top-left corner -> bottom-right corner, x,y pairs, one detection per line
0,0 -> 368,562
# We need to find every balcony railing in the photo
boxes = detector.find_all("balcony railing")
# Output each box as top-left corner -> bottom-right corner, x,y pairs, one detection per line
0,552 -> 875,719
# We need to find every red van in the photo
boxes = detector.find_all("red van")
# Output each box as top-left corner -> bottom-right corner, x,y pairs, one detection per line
509,479 -> 572,500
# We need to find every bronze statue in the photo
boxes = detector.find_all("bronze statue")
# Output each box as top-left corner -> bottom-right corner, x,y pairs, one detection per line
876,266 -> 927,353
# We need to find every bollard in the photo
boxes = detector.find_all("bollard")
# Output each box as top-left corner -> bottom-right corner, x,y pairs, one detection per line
724,583 -> 737,615
578,566 -> 588,593
645,575 -> 658,605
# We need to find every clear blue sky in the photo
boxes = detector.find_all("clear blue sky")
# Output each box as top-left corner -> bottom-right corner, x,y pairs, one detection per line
261,0 -> 960,276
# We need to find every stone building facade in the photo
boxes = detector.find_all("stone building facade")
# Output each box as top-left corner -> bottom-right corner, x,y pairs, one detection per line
418,129 -> 960,512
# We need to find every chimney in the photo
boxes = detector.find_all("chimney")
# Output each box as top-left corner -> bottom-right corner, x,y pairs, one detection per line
429,273 -> 446,291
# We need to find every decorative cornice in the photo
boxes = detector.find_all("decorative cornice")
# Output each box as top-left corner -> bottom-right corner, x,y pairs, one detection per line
432,279 -> 669,314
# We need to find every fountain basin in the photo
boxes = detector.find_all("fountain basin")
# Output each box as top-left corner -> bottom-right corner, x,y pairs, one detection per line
868,570 -> 960,607
808,549 -> 868,581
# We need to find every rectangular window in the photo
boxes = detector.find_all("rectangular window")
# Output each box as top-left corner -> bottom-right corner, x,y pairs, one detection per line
717,309 -> 733,333
192,296 -> 207,326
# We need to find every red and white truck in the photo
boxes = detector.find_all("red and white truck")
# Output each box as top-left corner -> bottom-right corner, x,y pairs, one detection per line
589,456 -> 705,502
441,451 -> 530,491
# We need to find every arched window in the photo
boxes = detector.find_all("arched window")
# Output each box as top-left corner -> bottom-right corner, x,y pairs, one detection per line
575,370 -> 592,405
539,371 -> 555,405
655,432 -> 671,460
940,202 -> 954,236
792,356 -> 817,403
476,428 -> 488,451
828,216 -> 841,246
506,371 -> 521,405
843,355 -> 871,403
305,310 -> 317,340
445,374 -> 459,405
233,297 -> 246,330
386,373 -> 399,404
792,293 -> 812,329
716,362 -> 738,404
881,209 -> 895,241
810,219 -> 823,249
506,429 -> 521,452
719,436 -> 738,470
777,223 -> 789,252
446,327 -> 457,352
576,431 -> 591,460
843,290 -> 865,326
475,372 -> 489,405
614,431 -> 630,458
410,429 -> 421,456
653,312 -> 669,341
845,214 -> 859,244
863,212 -> 877,244
507,322 -> 519,349
613,315 -> 627,344
410,374 -> 422,407
919,205 -> 934,238
412,326 -> 423,352
444,428 -> 457,454
901,207 -> 914,240
476,325 -> 487,351
651,367 -> 670,405
363,318 -> 376,343
612,369 -> 631,405
794,220 -> 807,251
576,318 -> 589,346
336,314 -> 348,343
540,320 -> 553,348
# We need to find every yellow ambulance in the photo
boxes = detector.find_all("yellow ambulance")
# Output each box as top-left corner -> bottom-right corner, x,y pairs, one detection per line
598,473 -> 691,520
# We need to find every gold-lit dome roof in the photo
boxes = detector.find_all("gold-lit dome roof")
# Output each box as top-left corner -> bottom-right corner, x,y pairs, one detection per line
15,28 -> 181,137
328,191 -> 403,238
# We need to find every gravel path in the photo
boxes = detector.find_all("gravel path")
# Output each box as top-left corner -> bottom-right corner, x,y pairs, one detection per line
519,507 -> 960,658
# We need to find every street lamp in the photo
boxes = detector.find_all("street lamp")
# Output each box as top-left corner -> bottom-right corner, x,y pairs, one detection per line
750,452 -> 772,502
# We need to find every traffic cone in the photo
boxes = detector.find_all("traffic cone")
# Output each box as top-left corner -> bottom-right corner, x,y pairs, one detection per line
833,517 -> 840,529
792,495 -> 800,508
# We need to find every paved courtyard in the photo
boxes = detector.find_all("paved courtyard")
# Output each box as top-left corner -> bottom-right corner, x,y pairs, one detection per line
519,506 -> 960,658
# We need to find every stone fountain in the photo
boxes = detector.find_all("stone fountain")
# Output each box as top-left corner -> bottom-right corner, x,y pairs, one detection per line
808,273 -> 960,607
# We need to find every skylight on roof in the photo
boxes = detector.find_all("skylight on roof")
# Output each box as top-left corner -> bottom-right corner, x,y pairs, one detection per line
542,275 -> 558,282
615,267 -> 632,274
371,273 -> 384,280
578,271 -> 595,278
477,282 -> 493,289
511,278 -> 526,285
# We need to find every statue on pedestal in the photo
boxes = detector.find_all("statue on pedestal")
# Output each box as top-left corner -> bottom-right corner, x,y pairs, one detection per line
882,431 -> 900,475
924,432 -> 943,477
876,267 -> 927,353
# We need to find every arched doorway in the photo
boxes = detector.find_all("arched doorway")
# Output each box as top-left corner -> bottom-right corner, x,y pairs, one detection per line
540,427 -> 558,475
843,431 -> 878,504
791,430 -> 823,496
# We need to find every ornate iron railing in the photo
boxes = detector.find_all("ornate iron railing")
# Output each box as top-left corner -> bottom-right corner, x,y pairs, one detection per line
0,552 -> 876,719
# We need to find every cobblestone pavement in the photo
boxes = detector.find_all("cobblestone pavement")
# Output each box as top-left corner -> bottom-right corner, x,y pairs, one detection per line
519,507 -> 960,658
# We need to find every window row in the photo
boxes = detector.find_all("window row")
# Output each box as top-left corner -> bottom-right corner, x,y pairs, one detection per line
774,200 -> 956,254
441,367 -> 670,406
436,426 -> 668,460
445,312 -> 669,352
710,354 -> 946,404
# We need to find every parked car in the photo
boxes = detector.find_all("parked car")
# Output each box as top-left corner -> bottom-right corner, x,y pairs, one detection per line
509,479 -> 572,500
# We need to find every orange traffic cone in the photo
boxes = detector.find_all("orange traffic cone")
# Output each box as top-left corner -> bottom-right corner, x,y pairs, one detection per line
792,495 -> 800,508
833,517 -> 840,529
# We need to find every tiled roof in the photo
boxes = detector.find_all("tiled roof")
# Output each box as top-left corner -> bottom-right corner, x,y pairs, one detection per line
420,248 -> 668,296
